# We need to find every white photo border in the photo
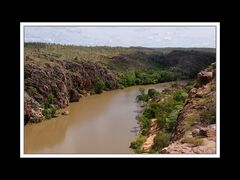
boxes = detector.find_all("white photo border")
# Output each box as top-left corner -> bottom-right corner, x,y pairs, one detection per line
20,22 -> 220,158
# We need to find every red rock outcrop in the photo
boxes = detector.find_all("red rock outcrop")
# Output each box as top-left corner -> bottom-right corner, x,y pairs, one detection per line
24,59 -> 119,123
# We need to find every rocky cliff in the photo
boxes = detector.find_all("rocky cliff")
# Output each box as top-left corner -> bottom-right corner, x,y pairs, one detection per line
24,59 -> 119,124
162,63 -> 216,154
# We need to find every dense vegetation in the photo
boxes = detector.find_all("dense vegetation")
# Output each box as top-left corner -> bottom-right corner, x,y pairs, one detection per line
130,82 -> 192,153
119,70 -> 176,87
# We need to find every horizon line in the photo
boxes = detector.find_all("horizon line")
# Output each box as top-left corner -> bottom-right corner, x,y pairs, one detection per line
24,41 -> 216,49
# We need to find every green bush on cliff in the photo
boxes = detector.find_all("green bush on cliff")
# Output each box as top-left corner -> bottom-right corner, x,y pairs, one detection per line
42,93 -> 56,119
143,89 -> 187,131
165,109 -> 180,131
200,105 -> 216,124
130,135 -> 146,153
173,89 -> 188,102
94,79 -> 105,94
42,107 -> 56,119
138,115 -> 151,135
152,131 -> 171,151
47,93 -> 54,104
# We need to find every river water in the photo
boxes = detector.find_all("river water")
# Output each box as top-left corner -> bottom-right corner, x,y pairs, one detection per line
24,82 -> 178,154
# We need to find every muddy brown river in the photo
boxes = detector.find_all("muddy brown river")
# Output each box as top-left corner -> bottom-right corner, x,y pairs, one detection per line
24,82 -> 181,154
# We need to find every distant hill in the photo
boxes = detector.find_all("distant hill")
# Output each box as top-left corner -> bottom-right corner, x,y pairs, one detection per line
25,42 -> 215,72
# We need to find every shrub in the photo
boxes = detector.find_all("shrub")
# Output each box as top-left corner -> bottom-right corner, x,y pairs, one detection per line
135,78 -> 141,85
138,115 -> 151,135
47,93 -> 54,104
183,113 -> 200,130
142,109 -> 154,119
156,113 -> 167,129
152,131 -> 171,151
200,106 -> 216,124
42,107 -> 56,119
130,135 -> 146,153
148,88 -> 158,98
94,79 -> 105,94
136,88 -> 150,102
197,98 -> 209,106
120,72 -> 136,86
165,109 -> 179,131
136,94 -> 149,102
181,137 -> 203,146
185,80 -> 196,91
173,90 -> 188,102
158,70 -> 176,82
186,80 -> 196,87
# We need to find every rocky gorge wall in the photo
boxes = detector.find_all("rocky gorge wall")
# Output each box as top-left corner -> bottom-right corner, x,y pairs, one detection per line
162,63 -> 216,154
24,59 -> 119,124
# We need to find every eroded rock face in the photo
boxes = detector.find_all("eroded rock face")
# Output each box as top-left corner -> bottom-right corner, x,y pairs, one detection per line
197,71 -> 213,86
24,92 -> 43,124
24,59 -> 119,123
197,63 -> 216,86
162,125 -> 216,154
141,119 -> 158,152
69,89 -> 81,102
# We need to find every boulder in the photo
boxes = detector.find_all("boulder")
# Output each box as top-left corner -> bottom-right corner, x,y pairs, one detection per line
199,128 -> 208,137
192,128 -> 208,137
69,89 -> 81,102
62,111 -> 69,115
192,129 -> 200,137
197,71 -> 213,86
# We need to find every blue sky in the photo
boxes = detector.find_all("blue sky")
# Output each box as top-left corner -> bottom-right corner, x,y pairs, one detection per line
24,26 -> 215,48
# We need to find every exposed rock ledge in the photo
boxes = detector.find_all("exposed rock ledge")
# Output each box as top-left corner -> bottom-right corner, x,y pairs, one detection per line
161,124 -> 216,154
141,119 -> 158,152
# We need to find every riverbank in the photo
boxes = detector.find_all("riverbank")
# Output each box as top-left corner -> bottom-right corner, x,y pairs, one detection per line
130,63 -> 216,154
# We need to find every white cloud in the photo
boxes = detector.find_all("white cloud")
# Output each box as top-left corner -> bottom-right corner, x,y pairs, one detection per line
163,36 -> 172,41
24,26 -> 215,48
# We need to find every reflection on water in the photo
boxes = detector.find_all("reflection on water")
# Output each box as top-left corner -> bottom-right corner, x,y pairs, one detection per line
24,82 -> 180,154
